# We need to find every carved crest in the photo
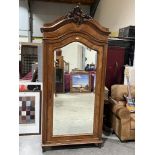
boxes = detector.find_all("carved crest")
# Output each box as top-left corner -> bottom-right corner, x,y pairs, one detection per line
66,5 -> 92,25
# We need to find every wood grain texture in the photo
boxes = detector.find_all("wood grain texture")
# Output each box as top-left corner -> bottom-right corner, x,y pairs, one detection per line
41,5 -> 110,148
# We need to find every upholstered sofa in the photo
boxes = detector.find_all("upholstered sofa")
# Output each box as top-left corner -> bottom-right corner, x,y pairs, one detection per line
109,85 -> 135,141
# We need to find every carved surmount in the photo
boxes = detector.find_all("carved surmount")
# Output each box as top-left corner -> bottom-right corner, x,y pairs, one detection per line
41,5 -> 110,35
66,5 -> 92,25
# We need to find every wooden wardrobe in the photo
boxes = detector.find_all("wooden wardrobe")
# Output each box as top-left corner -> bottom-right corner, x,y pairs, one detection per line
41,6 -> 110,151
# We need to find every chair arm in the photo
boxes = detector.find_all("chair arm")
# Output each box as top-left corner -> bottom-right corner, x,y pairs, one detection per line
109,98 -> 130,119
116,107 -> 130,119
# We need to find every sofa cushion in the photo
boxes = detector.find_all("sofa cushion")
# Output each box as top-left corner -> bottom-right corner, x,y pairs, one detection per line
111,85 -> 135,101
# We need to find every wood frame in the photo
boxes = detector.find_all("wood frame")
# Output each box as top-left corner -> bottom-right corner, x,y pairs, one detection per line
41,5 -> 110,150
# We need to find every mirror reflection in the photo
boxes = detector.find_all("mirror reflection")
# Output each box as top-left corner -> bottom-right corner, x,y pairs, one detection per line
53,42 -> 97,136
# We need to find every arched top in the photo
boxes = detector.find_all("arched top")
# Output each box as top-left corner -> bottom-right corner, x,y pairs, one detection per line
41,5 -> 110,43
46,34 -> 103,53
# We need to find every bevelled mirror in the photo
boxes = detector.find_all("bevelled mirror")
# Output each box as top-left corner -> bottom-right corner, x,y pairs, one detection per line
41,6 -> 110,151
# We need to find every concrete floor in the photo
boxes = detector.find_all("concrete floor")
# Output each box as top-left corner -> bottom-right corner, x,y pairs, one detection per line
19,93 -> 134,155
19,134 -> 135,155
53,93 -> 95,135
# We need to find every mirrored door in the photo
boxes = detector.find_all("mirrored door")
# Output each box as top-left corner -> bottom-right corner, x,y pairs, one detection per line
53,42 -> 97,136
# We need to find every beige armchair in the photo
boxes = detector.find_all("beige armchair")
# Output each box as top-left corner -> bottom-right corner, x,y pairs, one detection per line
109,85 -> 135,141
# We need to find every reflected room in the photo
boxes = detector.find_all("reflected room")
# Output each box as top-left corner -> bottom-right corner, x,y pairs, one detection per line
53,42 -> 97,136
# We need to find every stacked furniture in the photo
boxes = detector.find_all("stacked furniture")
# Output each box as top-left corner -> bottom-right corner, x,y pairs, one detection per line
55,55 -> 65,93
55,50 -> 69,93
20,43 -> 42,82
20,43 -> 38,77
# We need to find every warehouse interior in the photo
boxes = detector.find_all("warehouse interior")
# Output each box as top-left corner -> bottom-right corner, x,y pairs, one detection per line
0,0 -> 154,155
18,0 -> 136,155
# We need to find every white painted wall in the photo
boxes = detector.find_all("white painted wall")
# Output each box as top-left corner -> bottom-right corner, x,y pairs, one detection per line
94,0 -> 135,35
19,0 -> 29,37
19,0 -> 134,38
85,49 -> 97,66
31,1 -> 90,37
61,42 -> 81,72
19,1 -> 90,41
60,42 -> 97,72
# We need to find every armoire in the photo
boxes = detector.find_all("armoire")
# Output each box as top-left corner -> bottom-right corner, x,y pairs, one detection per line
105,37 -> 135,93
